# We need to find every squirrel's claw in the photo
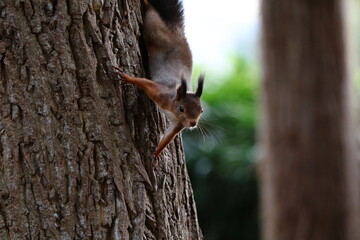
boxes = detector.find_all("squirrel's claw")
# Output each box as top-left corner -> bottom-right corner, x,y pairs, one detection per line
111,66 -> 122,74
112,67 -> 130,81
153,123 -> 184,159
154,148 -> 161,158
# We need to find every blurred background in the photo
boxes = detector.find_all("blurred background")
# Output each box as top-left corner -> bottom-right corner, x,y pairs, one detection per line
181,0 -> 360,239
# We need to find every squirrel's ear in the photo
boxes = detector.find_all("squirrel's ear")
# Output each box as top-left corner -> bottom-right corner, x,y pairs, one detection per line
176,79 -> 187,100
195,74 -> 205,98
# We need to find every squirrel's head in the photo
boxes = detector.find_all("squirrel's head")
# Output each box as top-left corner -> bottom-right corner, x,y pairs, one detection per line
173,74 -> 204,128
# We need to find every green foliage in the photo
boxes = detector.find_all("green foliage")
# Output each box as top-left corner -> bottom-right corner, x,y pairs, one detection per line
183,57 -> 259,240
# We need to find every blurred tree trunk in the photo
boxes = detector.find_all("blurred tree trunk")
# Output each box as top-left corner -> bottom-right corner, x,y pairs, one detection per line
261,0 -> 360,240
0,0 -> 202,239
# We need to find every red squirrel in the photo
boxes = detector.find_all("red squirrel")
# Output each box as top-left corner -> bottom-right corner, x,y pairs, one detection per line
114,0 -> 204,158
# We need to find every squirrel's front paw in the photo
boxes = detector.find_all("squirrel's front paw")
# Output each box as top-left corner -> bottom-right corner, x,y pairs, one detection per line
154,147 -> 162,159
112,67 -> 130,81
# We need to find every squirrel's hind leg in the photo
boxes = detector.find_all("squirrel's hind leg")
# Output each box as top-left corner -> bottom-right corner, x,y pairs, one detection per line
143,6 -> 173,51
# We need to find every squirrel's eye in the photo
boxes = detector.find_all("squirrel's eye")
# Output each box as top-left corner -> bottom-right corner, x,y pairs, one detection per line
179,106 -> 185,112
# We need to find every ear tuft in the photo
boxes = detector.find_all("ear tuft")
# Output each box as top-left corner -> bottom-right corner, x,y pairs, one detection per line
195,74 -> 205,97
176,79 -> 187,100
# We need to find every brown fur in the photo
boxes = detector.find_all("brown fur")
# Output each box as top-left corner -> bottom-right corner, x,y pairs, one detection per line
113,0 -> 204,158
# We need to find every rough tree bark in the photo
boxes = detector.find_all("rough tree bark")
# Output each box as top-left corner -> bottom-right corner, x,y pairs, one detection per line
261,0 -> 360,240
0,0 -> 202,239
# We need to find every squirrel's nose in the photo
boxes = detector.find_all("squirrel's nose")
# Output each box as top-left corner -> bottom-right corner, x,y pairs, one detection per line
190,121 -> 197,127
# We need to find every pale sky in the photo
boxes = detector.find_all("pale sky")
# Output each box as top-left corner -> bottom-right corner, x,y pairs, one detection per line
182,0 -> 260,72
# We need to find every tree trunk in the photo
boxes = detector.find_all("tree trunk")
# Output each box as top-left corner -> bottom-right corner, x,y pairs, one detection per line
0,0 -> 202,239
261,0 -> 360,240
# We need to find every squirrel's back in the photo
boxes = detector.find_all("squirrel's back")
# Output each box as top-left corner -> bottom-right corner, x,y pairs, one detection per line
143,0 -> 192,90
147,0 -> 184,28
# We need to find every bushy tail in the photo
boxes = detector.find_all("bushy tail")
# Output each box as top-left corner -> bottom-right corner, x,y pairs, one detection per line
147,0 -> 184,27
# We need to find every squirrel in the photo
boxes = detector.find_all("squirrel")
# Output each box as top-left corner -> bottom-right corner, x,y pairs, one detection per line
114,0 -> 204,158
